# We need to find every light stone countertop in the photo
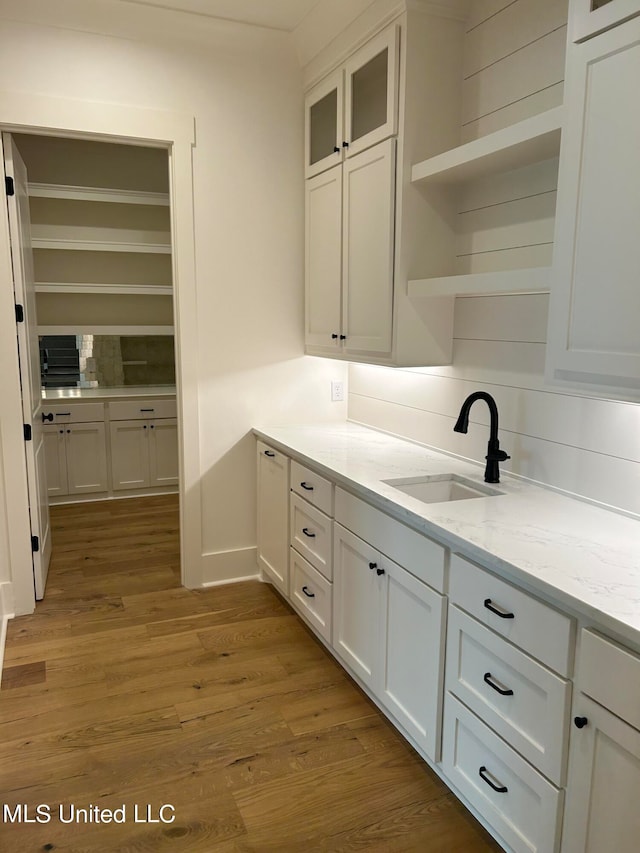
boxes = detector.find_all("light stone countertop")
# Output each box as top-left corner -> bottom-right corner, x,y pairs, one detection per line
42,385 -> 176,401
254,422 -> 640,649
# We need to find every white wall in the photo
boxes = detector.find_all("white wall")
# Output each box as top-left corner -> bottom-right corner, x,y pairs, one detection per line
0,0 -> 347,589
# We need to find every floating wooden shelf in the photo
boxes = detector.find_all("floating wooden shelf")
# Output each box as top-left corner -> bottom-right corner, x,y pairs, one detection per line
408,267 -> 551,298
32,238 -> 171,254
411,107 -> 563,185
28,183 -> 170,206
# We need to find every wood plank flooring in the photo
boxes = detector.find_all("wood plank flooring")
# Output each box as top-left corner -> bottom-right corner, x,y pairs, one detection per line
0,495 -> 502,852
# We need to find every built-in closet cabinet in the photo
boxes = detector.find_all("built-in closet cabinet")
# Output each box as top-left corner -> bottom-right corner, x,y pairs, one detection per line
43,406 -> 108,497
304,11 -> 464,366
305,139 -> 395,356
256,441 -> 290,596
304,25 -> 399,179
546,15 -> 640,400
570,0 -> 640,41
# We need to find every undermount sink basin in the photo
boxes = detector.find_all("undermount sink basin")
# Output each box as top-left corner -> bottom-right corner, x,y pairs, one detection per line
382,474 -> 503,504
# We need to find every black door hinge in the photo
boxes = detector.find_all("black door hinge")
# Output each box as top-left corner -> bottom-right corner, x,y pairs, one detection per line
23,424 -> 32,441
31,535 -> 40,553
15,304 -> 24,323
5,176 -> 14,196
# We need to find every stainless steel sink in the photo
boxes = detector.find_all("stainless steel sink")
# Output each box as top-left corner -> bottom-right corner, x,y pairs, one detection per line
382,474 -> 503,504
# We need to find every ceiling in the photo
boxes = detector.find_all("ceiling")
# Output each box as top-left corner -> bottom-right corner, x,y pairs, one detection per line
116,0 -> 327,32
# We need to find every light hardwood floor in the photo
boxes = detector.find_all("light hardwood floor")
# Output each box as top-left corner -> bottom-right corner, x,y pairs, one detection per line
0,495 -> 502,852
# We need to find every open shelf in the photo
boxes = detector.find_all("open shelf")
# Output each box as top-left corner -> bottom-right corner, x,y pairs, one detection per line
35,283 -> 173,296
38,325 -> 175,336
28,183 -> 170,206
411,107 -> 563,185
408,267 -> 551,298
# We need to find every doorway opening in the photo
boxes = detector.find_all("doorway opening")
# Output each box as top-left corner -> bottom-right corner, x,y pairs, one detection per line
3,131 -> 181,604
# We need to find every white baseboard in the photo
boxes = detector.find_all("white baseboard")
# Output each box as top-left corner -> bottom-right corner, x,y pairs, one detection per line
0,581 -> 15,687
201,546 -> 259,587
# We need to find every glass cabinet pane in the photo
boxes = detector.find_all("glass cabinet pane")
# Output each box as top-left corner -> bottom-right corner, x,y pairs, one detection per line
309,89 -> 338,166
350,49 -> 388,143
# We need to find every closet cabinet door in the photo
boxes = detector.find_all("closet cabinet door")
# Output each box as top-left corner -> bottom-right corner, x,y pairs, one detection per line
148,419 -> 179,487
305,164 -> 342,351
44,425 -> 68,497
304,69 -> 344,179
110,420 -> 150,490
546,18 -> 640,398
342,139 -> 395,356
66,422 -> 108,494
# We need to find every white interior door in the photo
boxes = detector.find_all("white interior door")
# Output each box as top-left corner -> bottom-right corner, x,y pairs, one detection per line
2,133 -> 52,599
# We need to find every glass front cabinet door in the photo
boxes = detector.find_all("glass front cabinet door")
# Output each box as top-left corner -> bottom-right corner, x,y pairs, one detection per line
304,25 -> 399,179
570,0 -> 640,41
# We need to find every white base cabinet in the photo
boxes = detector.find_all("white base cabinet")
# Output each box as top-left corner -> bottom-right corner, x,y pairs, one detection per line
44,422 -> 108,496
333,520 -> 446,762
109,418 -> 178,490
256,441 -> 290,596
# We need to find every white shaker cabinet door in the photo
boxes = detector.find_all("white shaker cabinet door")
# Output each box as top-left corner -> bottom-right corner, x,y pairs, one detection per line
148,419 -> 179,487
546,18 -> 640,399
332,523 -> 381,690
305,164 -> 342,351
562,694 -> 640,852
378,556 -> 446,761
43,425 -> 68,497
110,420 -> 150,490
66,422 -> 108,494
570,0 -> 640,42
341,139 -> 395,356
256,442 -> 289,596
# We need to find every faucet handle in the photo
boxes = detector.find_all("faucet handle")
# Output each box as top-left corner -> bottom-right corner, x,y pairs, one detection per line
487,449 -> 510,462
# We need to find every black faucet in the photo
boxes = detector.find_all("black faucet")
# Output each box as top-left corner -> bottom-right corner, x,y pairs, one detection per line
453,391 -> 510,483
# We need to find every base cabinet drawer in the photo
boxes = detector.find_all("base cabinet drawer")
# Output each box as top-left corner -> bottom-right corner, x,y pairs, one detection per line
290,460 -> 333,515
290,493 -> 333,580
289,549 -> 332,643
446,606 -> 571,785
442,694 -> 563,853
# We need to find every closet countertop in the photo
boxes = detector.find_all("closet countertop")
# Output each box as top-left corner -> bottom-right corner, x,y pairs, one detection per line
42,385 -> 176,401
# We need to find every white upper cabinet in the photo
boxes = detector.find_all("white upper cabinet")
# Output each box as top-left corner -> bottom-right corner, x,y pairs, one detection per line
546,16 -> 640,399
570,0 -> 640,41
304,26 -> 399,179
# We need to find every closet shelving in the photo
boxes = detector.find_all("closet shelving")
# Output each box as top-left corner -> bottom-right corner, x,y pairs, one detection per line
28,181 -> 172,297
408,106 -> 563,298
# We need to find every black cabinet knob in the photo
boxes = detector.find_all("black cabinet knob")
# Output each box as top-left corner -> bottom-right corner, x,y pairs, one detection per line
342,141 -> 349,148
339,334 -> 347,340
376,567 -> 385,576
331,333 -> 338,339
574,716 -> 588,729
368,562 -> 377,570
333,146 -> 340,153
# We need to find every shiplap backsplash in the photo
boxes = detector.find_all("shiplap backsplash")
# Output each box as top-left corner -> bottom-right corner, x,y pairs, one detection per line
348,294 -> 640,518
348,0 -> 640,519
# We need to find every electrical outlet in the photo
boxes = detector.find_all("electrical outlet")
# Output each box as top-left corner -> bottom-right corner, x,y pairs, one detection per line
331,380 -> 345,402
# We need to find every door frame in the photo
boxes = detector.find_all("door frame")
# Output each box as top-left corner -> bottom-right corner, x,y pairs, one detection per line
0,90 -> 202,615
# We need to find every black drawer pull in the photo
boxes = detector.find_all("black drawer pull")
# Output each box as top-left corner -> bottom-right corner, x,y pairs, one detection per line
483,672 -> 514,696
574,716 -> 588,729
264,450 -> 275,457
484,598 -> 515,619
140,408 -> 155,412
55,412 -> 71,416
479,766 -> 508,794
302,585 -> 315,598
300,482 -> 314,491
302,527 -> 316,538
369,562 -> 377,570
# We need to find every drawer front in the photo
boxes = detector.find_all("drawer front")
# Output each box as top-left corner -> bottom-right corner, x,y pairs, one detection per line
290,493 -> 333,581
289,549 -> 332,644
446,606 -> 571,785
442,694 -> 563,853
578,629 -> 640,730
449,554 -> 574,676
290,460 -> 333,516
108,399 -> 177,421
335,487 -> 445,592
41,402 -> 104,423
